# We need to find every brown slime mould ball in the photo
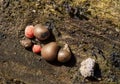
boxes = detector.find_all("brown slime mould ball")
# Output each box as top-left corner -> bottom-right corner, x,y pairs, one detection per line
57,44 -> 71,63
20,39 -> 33,48
41,42 -> 59,61
34,24 -> 50,41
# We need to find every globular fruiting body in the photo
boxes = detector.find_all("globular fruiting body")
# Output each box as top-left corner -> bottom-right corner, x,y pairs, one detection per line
25,25 -> 34,38
32,45 -> 42,53
57,44 -> 71,63
34,24 -> 50,40
41,42 -> 59,61
20,39 -> 33,48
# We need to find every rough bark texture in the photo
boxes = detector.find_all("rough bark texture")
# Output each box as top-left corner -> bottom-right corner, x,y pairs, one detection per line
0,0 -> 120,84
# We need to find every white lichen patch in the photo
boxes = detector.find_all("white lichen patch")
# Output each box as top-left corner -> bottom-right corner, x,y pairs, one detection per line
79,58 -> 95,78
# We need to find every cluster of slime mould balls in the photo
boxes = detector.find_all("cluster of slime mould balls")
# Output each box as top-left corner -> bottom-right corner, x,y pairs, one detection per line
20,24 -> 71,63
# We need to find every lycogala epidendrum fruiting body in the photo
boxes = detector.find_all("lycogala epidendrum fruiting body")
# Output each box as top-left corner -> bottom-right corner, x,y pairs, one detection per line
25,25 -> 34,38
41,42 -> 59,61
32,44 -> 42,53
20,39 -> 33,48
34,24 -> 50,40
57,44 -> 71,63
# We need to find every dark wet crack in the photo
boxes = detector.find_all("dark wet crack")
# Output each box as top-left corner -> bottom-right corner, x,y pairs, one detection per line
0,32 -> 6,40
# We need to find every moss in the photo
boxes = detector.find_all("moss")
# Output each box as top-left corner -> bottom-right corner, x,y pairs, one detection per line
89,0 -> 120,27
64,0 -> 120,27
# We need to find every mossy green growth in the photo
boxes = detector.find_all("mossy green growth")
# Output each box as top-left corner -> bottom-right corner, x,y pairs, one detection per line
68,0 -> 120,27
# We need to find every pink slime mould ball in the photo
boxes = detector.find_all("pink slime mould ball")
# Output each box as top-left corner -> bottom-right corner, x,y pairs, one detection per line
25,25 -> 34,38
32,45 -> 42,53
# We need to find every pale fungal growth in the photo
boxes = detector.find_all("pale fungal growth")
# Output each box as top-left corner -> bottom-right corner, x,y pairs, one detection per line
79,58 -> 95,78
